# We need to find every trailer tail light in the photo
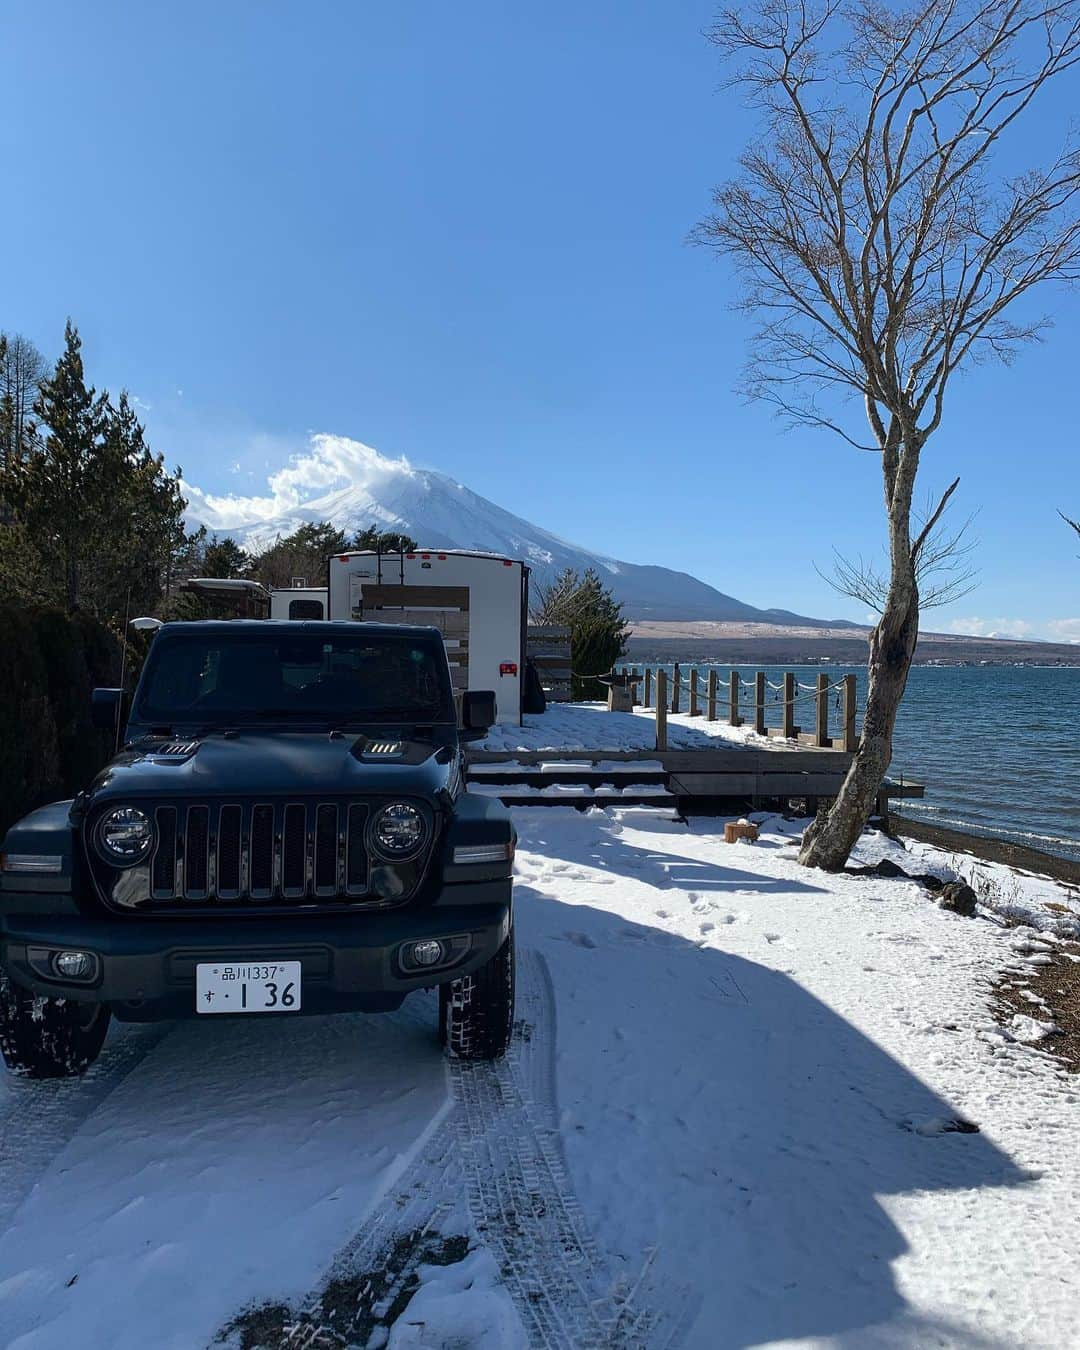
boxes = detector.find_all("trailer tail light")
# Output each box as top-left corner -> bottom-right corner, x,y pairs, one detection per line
437,553 -> 447,560
405,553 -> 416,559
500,663 -> 518,677
502,559 -> 513,566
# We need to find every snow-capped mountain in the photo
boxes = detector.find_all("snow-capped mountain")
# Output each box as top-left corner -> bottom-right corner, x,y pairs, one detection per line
183,435 -> 849,625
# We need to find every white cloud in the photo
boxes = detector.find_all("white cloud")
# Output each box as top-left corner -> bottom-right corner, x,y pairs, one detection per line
1046,618 -> 1080,643
947,616 -> 1035,639
947,615 -> 1080,643
182,434 -> 414,530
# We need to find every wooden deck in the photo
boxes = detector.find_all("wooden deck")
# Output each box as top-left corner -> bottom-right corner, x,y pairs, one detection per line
466,745 -> 924,817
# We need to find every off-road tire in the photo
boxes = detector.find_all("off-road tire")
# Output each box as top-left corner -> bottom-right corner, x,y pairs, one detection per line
0,968 -> 111,1078
439,931 -> 515,1061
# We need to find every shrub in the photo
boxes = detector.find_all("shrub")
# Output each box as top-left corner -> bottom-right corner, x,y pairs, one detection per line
0,607 -> 120,836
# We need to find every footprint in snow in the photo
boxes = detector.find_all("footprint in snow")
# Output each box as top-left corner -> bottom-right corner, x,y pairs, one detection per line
559,931 -> 598,949
763,933 -> 782,944
700,921 -> 715,935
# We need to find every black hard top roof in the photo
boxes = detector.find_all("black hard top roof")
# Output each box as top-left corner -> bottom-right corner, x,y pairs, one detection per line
157,620 -> 443,638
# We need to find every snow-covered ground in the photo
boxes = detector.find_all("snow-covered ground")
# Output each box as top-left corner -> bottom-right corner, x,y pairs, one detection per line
1,809 -> 1078,1349
484,702 -> 762,752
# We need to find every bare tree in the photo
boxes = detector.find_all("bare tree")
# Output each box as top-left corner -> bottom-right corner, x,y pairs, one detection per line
820,492 -> 979,610
0,331 -> 47,464
695,0 -> 1080,870
1061,509 -> 1080,544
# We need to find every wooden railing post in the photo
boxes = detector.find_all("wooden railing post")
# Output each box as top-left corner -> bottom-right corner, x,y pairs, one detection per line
781,672 -> 796,739
842,673 -> 857,752
729,670 -> 741,727
689,668 -> 699,717
644,667 -> 652,708
629,666 -> 640,706
706,669 -> 718,721
815,672 -> 829,746
754,672 -> 766,735
671,662 -> 681,715
655,669 -> 668,750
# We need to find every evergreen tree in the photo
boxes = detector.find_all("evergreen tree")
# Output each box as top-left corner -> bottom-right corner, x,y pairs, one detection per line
531,567 -> 630,698
1,321 -> 110,610
0,324 -> 188,624
352,526 -> 417,553
249,521 -> 349,588
202,535 -> 251,578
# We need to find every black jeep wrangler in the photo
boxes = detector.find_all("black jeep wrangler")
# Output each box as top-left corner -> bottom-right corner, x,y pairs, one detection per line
0,621 -> 516,1077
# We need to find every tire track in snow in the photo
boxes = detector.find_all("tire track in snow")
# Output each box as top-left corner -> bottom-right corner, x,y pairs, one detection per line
283,950 -> 689,1350
0,1022 -> 171,1231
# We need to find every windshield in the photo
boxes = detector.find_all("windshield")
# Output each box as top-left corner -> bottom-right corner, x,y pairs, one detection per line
133,630 -> 454,726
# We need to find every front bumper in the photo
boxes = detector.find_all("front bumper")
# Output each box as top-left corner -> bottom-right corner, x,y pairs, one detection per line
0,881 -> 511,1020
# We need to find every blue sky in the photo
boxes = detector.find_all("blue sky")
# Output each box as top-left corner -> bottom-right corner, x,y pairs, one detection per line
2,0 -> 1077,639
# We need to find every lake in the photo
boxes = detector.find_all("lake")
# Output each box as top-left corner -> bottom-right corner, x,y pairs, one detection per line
621,663 -> 1080,864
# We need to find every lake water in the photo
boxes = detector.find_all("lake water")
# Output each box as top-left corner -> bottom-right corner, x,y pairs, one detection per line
622,663 -> 1080,864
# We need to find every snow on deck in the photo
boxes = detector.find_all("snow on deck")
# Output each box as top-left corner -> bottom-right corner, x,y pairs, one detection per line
483,701 -> 763,753
0,812 -> 1077,1348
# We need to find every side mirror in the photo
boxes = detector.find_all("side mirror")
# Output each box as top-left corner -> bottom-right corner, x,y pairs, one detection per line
460,690 -> 496,740
91,687 -> 124,732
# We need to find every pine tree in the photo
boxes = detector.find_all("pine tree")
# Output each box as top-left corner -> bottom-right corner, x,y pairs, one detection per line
0,324 -> 188,623
202,535 -> 250,578
2,321 -> 109,610
352,526 -> 418,553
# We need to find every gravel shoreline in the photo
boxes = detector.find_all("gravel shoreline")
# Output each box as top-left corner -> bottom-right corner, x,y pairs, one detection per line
893,815 -> 1080,887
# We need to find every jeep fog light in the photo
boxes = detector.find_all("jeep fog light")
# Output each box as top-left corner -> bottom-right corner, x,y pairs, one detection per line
408,940 -> 445,968
97,806 -> 154,865
399,934 -> 470,974
53,950 -> 98,981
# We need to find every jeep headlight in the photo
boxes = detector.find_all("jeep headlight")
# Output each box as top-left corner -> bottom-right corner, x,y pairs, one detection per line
96,806 -> 154,865
369,802 -> 427,860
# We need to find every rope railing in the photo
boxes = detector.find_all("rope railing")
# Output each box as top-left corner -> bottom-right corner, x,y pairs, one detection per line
622,664 -> 860,753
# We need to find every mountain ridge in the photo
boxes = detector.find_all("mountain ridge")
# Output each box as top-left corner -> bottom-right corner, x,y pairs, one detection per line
184,442 -> 858,627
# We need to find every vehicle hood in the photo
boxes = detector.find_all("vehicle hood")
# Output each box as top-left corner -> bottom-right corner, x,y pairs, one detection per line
81,733 -> 456,806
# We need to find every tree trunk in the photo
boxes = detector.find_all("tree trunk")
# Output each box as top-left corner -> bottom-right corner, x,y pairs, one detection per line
799,578 -> 919,870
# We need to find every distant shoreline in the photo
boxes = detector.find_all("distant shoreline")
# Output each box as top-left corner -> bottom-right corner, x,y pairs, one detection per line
625,630 -> 1080,667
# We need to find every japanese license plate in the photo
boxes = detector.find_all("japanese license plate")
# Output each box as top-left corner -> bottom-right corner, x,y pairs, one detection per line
195,961 -> 302,1015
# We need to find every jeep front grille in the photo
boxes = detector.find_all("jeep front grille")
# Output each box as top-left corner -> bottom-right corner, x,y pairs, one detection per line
148,801 -> 371,905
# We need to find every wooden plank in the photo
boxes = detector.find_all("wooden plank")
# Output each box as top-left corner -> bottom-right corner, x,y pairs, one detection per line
781,672 -> 796,739
842,674 -> 858,753
729,670 -> 741,727
362,609 -> 469,637
816,672 -> 829,747
667,771 -> 848,796
655,670 -> 668,751
754,672 -> 766,736
363,585 -> 470,610
668,772 -> 759,796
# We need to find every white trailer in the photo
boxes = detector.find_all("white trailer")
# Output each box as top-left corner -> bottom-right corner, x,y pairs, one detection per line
326,550 -> 529,724
268,586 -> 328,621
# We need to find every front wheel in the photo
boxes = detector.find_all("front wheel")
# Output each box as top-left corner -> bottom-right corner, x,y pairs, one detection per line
0,968 -> 111,1078
439,931 -> 515,1061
